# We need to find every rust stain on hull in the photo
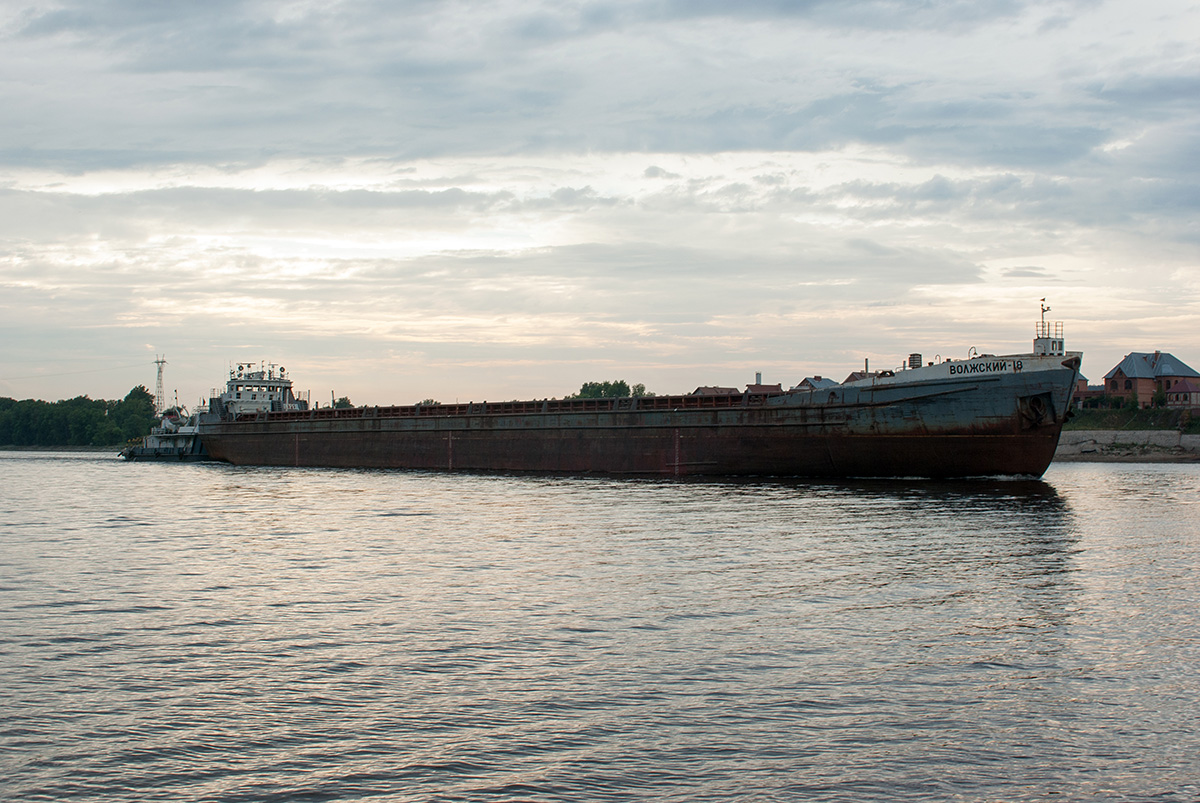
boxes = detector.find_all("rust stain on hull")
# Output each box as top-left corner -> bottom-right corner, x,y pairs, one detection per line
205,427 -> 1061,478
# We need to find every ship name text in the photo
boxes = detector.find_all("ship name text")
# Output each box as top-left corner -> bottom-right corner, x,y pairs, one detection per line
949,359 -> 1022,376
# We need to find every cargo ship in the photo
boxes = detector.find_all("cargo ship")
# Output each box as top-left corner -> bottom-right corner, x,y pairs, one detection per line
197,323 -> 1081,479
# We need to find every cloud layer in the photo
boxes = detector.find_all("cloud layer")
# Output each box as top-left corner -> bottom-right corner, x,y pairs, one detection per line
2,0 -> 1198,402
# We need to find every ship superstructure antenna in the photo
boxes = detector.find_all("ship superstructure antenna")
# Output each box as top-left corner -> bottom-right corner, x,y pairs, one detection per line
154,355 -> 167,415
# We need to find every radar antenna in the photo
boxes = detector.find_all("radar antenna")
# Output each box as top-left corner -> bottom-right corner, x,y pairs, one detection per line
154,355 -> 167,415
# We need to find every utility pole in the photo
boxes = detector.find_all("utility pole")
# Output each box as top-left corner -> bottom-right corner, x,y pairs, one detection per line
154,355 -> 167,415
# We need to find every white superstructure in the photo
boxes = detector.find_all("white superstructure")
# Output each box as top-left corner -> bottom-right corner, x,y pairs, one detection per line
213,363 -> 309,417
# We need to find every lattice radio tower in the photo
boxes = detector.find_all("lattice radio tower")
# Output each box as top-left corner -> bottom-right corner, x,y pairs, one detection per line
154,355 -> 167,415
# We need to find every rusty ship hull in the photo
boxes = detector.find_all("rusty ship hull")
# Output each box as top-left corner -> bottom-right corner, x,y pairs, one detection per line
199,352 -> 1081,479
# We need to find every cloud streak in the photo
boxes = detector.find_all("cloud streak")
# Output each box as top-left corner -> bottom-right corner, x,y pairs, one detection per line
1,0 -> 1198,401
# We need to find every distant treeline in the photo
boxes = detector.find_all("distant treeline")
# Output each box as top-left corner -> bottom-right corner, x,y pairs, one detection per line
0,386 -> 158,447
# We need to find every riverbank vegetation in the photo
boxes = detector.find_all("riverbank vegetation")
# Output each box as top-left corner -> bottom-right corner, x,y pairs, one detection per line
0,386 -> 157,447
1066,407 -> 1200,433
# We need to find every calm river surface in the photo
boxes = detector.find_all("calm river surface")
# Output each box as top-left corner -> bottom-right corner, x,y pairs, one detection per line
2,452 -> 1198,802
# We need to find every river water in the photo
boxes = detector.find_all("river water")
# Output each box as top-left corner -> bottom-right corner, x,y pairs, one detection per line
2,452 -> 1198,802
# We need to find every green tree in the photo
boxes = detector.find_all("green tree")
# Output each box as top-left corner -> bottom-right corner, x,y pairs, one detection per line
0,386 -> 155,447
333,396 -> 354,409
9,400 -> 52,445
569,380 -> 630,399
0,398 -> 12,445
568,380 -> 654,399
92,418 -> 124,445
112,386 -> 157,442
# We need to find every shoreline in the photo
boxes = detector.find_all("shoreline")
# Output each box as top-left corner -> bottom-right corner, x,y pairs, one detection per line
1054,430 -> 1200,463
0,445 -> 120,452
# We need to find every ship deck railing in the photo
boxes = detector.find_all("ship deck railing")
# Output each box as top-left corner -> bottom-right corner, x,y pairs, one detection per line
233,391 -> 790,423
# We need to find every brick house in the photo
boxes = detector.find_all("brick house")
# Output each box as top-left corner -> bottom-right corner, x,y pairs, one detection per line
1071,374 -> 1109,406
1166,379 -> 1200,409
1104,351 -> 1200,408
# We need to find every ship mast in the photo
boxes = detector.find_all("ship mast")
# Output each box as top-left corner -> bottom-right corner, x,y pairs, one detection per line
1034,299 -> 1064,356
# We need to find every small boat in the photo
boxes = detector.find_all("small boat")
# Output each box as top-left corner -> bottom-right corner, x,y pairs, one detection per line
119,406 -> 210,462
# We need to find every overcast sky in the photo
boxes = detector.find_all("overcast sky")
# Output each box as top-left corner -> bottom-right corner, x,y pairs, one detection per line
2,0 -> 1197,405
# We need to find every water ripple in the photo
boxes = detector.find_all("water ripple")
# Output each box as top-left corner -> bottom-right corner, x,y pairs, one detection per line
1,454 -> 1198,801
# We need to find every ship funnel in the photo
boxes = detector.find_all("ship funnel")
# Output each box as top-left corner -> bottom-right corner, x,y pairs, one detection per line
755,372 -> 762,385
908,353 -> 922,370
